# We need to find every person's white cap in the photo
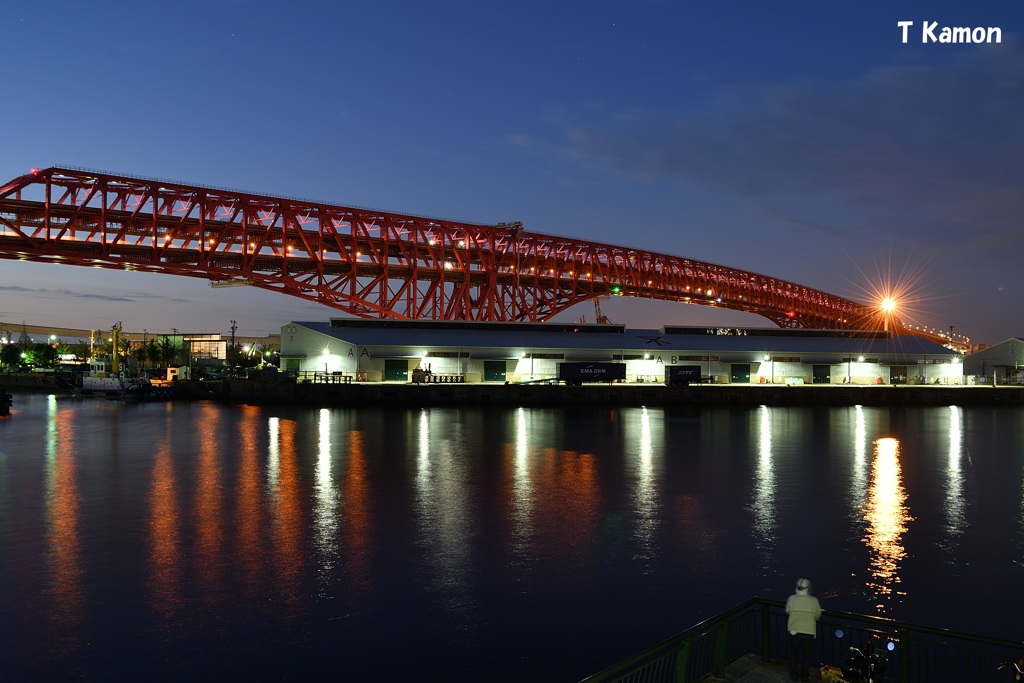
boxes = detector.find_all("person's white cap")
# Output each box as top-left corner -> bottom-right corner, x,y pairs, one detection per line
796,578 -> 811,590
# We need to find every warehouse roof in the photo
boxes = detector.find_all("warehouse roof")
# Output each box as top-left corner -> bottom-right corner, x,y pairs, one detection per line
286,319 -> 956,358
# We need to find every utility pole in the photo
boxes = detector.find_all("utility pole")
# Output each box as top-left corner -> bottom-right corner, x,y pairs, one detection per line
111,321 -> 122,376
230,320 -> 237,376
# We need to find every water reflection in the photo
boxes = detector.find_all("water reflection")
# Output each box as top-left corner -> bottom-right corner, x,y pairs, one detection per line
414,412 -> 472,574
848,406 -> 869,521
631,406 -> 660,564
8,398 -> 1023,681
750,405 -> 776,571
314,408 -> 338,594
506,410 -> 601,576
862,436 -> 913,614
939,406 -> 967,562
507,408 -> 535,557
196,403 -> 225,598
342,427 -> 372,592
149,438 -> 181,620
536,446 -> 599,576
45,396 -> 83,649
414,410 -> 475,622
269,418 -> 302,609
236,406 -> 265,591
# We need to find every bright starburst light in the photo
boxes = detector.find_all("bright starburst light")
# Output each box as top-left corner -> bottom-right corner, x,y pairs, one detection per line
839,249 -> 966,343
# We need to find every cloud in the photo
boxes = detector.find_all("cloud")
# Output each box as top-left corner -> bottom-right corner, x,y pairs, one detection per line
0,284 -> 190,304
559,40 -> 1024,254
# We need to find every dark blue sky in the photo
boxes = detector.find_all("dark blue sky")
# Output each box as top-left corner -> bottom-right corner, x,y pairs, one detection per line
2,1 -> 1021,345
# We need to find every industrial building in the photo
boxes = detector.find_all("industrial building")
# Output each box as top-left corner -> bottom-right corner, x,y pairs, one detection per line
279,319 -> 964,385
962,337 -> 1024,384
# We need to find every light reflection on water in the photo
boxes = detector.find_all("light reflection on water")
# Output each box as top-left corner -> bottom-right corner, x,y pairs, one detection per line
196,403 -> 226,601
751,405 -> 777,571
2,396 -> 1023,681
861,436 -> 912,614
944,406 -> 967,552
45,396 -> 83,653
414,408 -> 475,616
632,406 -> 660,565
148,439 -> 181,623
236,405 -> 264,593
508,407 -> 534,558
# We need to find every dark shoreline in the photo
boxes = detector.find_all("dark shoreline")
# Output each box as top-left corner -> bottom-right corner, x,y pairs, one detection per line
4,374 -> 1023,407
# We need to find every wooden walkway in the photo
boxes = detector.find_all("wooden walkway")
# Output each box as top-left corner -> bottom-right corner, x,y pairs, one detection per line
702,654 -> 822,682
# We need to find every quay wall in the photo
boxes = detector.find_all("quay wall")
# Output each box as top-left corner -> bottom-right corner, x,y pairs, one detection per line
0,373 -> 65,392
4,373 -> 1024,407
216,381 -> 1024,408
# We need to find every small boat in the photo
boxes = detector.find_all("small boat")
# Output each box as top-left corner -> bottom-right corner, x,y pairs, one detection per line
77,373 -> 151,399
75,324 -> 152,399
1,391 -> 11,416
120,382 -> 187,402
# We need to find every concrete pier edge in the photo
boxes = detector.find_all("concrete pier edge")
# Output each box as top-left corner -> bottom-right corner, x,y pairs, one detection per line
4,374 -> 1023,407
217,381 -> 1024,408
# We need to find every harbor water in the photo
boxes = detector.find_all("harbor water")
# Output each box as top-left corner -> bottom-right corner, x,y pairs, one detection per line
1,394 -> 1023,680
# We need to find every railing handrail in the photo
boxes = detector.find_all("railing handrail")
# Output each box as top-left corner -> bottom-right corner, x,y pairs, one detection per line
578,596 -> 1024,683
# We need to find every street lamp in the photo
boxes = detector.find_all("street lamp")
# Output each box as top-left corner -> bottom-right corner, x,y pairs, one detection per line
880,296 -> 897,333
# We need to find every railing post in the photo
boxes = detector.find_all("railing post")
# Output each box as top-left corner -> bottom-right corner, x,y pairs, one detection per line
898,628 -> 910,683
761,601 -> 773,662
715,620 -> 731,678
674,637 -> 692,683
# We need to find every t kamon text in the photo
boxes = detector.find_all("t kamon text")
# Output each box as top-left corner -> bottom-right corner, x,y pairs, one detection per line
898,21 -> 1002,44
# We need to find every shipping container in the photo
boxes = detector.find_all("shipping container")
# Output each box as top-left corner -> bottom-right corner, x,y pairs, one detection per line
665,365 -> 702,386
557,362 -> 626,385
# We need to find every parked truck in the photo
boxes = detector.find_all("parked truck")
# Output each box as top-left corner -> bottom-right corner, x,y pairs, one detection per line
557,362 -> 626,385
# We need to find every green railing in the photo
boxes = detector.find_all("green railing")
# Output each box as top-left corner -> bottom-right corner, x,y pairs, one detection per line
578,597 -> 1024,683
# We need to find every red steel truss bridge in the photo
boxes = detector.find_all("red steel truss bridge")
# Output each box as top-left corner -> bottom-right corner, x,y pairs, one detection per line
1,166 -> 913,334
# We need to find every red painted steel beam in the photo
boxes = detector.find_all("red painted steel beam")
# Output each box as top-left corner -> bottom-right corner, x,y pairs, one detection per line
0,166 -> 916,334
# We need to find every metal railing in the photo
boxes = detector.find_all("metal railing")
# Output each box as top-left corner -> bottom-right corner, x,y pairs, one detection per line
578,597 -> 1024,683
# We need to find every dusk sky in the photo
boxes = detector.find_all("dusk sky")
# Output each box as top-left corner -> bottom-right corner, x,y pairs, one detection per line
2,1 -> 1021,345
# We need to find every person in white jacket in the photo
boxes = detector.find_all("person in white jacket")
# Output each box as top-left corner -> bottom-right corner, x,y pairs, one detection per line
785,577 -> 822,682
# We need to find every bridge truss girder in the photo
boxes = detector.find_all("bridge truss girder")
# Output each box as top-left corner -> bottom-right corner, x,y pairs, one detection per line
1,167 -> 890,330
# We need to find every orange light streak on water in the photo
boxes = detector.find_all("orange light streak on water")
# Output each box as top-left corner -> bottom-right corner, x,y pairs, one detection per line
196,402 -> 225,597
862,436 -> 913,614
149,439 -> 181,621
341,429 -> 373,592
46,401 -> 83,645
